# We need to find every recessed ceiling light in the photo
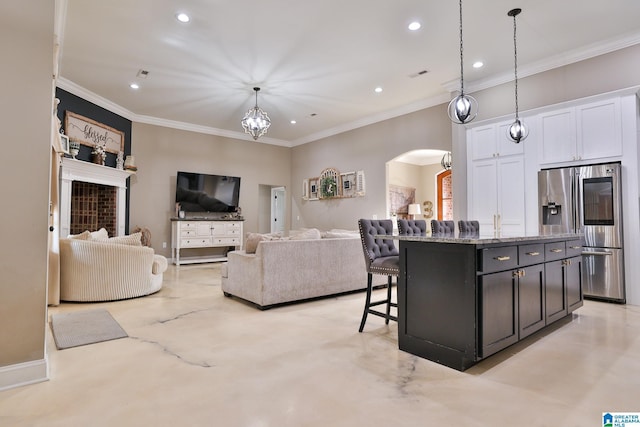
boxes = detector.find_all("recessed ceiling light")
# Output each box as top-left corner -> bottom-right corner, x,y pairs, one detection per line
176,13 -> 190,23
374,87 -> 383,93
130,83 -> 139,89
408,21 -> 421,31
473,61 -> 484,69
290,120 -> 297,124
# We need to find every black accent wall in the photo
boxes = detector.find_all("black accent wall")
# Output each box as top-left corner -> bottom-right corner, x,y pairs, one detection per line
55,87 -> 133,232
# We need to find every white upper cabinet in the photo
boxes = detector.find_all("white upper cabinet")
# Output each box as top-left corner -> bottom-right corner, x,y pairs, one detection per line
577,98 -> 622,160
469,120 -> 524,161
539,98 -> 622,165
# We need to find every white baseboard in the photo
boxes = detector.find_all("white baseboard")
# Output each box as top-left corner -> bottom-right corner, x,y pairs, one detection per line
0,358 -> 48,392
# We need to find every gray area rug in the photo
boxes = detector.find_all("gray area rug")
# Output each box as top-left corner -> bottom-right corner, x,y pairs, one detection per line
50,309 -> 128,350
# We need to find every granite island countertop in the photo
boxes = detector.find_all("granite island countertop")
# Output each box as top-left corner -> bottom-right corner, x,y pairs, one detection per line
380,232 -> 583,247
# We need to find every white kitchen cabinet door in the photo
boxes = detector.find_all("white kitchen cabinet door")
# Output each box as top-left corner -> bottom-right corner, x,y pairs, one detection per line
470,159 -> 498,233
469,125 -> 497,160
539,108 -> 576,164
497,156 -> 526,236
577,98 -> 622,160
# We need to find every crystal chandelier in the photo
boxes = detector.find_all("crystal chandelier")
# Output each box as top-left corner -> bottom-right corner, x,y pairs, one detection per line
507,8 -> 528,143
448,0 -> 478,124
241,87 -> 271,140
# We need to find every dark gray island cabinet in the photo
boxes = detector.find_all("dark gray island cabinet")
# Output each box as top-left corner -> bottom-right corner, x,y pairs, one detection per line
396,234 -> 583,371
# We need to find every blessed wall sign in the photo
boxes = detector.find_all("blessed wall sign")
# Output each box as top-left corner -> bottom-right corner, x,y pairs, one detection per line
64,111 -> 125,154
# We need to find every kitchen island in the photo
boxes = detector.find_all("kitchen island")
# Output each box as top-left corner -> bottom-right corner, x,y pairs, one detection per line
393,233 -> 583,371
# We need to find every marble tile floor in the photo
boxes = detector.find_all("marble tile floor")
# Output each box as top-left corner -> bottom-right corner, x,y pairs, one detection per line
1,263 -> 639,427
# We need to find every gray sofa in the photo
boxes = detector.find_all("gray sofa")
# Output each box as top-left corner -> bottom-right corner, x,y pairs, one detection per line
221,236 -> 385,308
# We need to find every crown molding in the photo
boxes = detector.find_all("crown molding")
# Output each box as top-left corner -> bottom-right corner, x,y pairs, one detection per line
442,31 -> 640,94
291,92 -> 451,146
56,77 -> 291,147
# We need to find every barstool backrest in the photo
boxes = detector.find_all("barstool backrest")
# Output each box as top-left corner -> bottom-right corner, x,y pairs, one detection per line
430,220 -> 455,236
458,220 -> 480,234
358,219 -> 399,273
397,219 -> 427,236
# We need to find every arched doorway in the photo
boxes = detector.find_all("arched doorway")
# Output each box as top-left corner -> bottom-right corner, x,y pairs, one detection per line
437,169 -> 453,220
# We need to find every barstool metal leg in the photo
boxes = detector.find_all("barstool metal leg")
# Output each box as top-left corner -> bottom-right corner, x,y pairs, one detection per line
359,273 -> 374,332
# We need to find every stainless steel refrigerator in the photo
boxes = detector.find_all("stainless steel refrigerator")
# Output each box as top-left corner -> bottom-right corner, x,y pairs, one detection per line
538,162 -> 625,303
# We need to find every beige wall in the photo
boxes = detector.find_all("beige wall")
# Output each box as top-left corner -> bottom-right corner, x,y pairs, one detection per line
291,104 -> 452,231
129,123 -> 291,257
0,2 -> 53,370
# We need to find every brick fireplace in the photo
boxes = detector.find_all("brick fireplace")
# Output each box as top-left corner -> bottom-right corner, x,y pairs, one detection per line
60,158 -> 132,238
70,182 -> 117,236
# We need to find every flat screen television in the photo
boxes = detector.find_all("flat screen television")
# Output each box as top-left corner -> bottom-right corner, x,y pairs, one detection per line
175,171 -> 241,213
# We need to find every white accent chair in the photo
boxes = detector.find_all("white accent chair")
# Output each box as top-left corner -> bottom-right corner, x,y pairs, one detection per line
59,236 -> 167,302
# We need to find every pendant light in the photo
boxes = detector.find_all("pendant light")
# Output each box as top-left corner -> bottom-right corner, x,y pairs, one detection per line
448,0 -> 478,124
507,8 -> 528,143
441,151 -> 452,170
241,87 -> 271,140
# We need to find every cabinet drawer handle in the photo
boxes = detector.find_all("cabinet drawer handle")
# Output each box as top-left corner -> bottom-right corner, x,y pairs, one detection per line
569,246 -> 581,250
550,248 -> 563,253
494,256 -> 511,261
525,251 -> 540,256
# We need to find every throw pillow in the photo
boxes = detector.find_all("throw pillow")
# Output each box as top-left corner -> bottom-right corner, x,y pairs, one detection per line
245,232 -> 281,254
89,228 -> 109,241
289,228 -> 321,240
245,233 -> 265,254
104,232 -> 143,246
67,230 -> 91,240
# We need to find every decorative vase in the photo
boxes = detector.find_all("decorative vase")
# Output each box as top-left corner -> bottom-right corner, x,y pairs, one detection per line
92,153 -> 105,165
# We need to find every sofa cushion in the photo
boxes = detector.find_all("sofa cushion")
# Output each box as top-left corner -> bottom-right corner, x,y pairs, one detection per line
68,230 -> 91,240
245,232 -> 281,254
104,232 -> 143,246
322,229 -> 359,239
89,228 -> 109,241
289,228 -> 321,240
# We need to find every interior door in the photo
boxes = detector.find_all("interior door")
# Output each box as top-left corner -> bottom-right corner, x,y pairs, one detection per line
270,186 -> 286,234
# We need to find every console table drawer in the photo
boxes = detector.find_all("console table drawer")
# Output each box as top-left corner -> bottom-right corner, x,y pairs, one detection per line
544,242 -> 566,261
479,246 -> 518,273
213,237 -> 240,245
180,229 -> 198,237
518,244 -> 544,266
179,222 -> 199,230
181,237 -> 212,247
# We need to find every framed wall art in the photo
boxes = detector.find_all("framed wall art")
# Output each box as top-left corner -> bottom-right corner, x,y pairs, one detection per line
64,111 -> 125,154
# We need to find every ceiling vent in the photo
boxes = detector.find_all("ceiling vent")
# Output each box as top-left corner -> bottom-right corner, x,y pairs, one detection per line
136,69 -> 150,79
409,69 -> 429,78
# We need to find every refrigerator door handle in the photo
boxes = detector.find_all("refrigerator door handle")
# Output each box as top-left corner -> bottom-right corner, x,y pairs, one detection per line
582,251 -> 613,256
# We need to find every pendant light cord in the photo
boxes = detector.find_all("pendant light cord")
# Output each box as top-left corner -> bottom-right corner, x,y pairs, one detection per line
512,13 -> 519,120
458,0 -> 465,95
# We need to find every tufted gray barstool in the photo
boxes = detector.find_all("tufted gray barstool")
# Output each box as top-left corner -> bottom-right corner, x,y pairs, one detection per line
458,220 -> 480,237
397,219 -> 427,236
430,220 -> 455,236
357,219 -> 399,332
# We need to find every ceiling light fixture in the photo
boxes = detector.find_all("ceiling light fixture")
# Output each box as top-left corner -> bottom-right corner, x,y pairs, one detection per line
441,151 -> 452,170
241,87 -> 271,140
130,83 -> 139,89
507,8 -> 528,144
448,0 -> 478,124
473,61 -> 484,69
176,13 -> 190,23
374,87 -> 383,93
